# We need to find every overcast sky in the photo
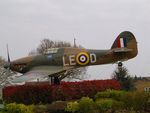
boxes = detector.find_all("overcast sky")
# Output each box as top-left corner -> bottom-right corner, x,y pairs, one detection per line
0,0 -> 150,79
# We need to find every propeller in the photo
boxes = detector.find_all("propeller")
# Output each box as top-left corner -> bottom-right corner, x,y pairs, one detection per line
7,44 -> 10,63
3,44 -> 11,69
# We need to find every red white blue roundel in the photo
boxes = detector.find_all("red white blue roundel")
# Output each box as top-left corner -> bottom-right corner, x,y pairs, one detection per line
76,52 -> 90,65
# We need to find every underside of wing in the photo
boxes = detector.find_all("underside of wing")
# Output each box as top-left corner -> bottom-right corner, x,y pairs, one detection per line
10,66 -> 73,84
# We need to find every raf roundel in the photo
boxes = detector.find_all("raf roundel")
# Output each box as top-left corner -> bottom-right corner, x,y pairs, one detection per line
76,52 -> 90,65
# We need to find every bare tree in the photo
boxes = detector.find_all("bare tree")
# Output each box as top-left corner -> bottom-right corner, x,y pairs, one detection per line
29,38 -> 87,80
0,56 -> 5,66
36,39 -> 72,54
0,57 -> 15,88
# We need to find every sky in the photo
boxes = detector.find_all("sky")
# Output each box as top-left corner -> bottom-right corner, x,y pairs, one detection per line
0,0 -> 150,79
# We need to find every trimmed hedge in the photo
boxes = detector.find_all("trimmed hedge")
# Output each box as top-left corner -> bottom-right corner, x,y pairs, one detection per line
2,80 -> 121,104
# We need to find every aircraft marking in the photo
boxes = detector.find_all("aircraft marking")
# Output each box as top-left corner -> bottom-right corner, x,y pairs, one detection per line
76,52 -> 90,65
117,37 -> 126,48
63,52 -> 97,66
90,53 -> 97,63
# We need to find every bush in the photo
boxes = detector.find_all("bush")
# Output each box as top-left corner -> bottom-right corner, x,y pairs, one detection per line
112,100 -> 124,112
3,80 -> 121,104
65,101 -> 79,113
3,84 -> 52,104
65,97 -> 97,113
65,97 -> 114,113
95,99 -> 113,113
2,103 -> 34,113
120,91 -> 150,112
45,101 -> 68,113
95,89 -> 125,101
33,105 -> 47,113
78,97 -> 95,113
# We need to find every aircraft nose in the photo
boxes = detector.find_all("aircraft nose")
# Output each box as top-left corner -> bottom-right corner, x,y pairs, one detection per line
3,62 -> 10,69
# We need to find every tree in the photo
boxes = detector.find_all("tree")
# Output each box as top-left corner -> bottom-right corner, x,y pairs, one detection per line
29,38 -> 87,81
0,56 -> 5,66
112,66 -> 135,91
0,56 -> 14,88
37,39 -> 71,54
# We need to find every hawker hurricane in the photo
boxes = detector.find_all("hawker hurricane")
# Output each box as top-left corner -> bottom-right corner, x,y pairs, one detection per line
4,31 -> 138,84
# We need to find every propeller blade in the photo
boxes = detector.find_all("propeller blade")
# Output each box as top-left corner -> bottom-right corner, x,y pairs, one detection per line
7,44 -> 10,63
4,44 -> 11,69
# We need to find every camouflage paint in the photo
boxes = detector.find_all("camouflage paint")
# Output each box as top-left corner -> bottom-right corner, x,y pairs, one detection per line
8,31 -> 138,74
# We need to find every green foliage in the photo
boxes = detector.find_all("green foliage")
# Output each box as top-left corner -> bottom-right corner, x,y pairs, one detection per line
46,101 -> 68,113
65,101 -> 79,113
33,105 -> 47,113
95,99 -> 113,112
112,66 -> 135,91
95,90 -> 150,112
2,103 -> 34,113
78,97 -> 95,113
0,99 -> 3,104
1,91 -> 149,113
120,92 -> 150,112
95,89 -> 126,101
112,100 -> 124,111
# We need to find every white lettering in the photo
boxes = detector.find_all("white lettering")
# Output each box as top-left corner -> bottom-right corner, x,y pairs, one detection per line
63,56 -> 69,66
69,55 -> 76,65
90,53 -> 96,63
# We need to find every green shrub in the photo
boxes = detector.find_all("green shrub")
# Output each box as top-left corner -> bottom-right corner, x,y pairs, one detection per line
112,100 -> 124,112
95,91 -> 110,99
109,90 -> 126,101
78,97 -> 95,113
120,91 -> 150,112
132,92 -> 146,111
33,105 -> 47,113
65,101 -> 79,113
95,99 -> 112,112
34,101 -> 68,113
120,92 -> 133,110
3,103 -> 34,113
0,99 -> 3,104
46,101 -> 68,113
95,89 -> 125,101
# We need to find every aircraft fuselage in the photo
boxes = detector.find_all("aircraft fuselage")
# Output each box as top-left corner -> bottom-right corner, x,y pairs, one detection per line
10,47 -> 137,73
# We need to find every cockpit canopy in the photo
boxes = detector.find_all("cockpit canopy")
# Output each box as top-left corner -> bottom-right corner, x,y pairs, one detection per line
44,48 -> 59,54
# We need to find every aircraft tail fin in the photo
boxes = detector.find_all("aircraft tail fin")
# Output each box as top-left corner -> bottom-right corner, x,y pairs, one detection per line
111,31 -> 138,57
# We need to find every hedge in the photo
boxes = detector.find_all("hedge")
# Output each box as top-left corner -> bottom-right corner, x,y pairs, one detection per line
2,80 -> 121,104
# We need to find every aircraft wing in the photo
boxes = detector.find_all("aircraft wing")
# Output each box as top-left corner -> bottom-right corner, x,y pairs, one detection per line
113,48 -> 132,53
10,66 -> 72,84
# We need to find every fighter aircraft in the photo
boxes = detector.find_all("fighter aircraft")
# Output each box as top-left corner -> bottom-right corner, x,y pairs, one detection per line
4,31 -> 138,84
